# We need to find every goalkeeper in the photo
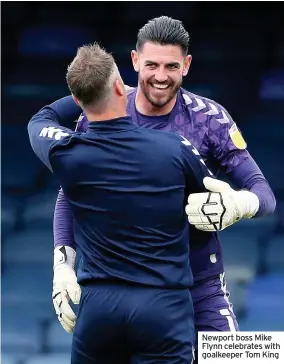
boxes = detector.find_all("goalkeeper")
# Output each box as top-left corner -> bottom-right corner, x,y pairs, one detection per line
52,15 -> 276,358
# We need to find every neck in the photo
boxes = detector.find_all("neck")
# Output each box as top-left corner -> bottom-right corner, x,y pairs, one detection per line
135,85 -> 177,116
85,110 -> 127,122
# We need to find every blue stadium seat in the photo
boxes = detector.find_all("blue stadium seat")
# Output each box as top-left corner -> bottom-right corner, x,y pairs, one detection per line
240,117 -> 284,191
241,112 -> 284,138
1,354 -> 19,364
1,125 -> 45,190
1,194 -> 20,236
2,263 -> 53,306
2,303 -> 54,323
18,25 -> 93,57
225,265 -> 255,316
220,229 -> 259,269
221,220 -> 258,316
25,353 -> 71,364
1,309 -> 41,353
239,305 -> 284,331
1,189 -> 58,236
248,145 -> 282,191
22,190 -> 58,229
267,234 -> 284,272
2,229 -> 53,264
47,320 -> 72,352
231,215 -> 276,238
239,274 -> 284,331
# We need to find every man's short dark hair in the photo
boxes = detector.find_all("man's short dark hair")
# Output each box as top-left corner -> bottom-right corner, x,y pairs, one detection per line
136,16 -> 189,56
66,42 -> 115,108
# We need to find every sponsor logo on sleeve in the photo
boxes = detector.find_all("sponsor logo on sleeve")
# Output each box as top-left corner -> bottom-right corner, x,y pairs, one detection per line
229,123 -> 247,149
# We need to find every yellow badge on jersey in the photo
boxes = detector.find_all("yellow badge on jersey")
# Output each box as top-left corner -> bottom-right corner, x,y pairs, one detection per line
229,123 -> 247,150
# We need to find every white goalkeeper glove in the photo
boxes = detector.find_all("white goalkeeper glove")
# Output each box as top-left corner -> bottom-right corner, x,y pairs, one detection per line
52,246 -> 81,333
186,177 -> 260,231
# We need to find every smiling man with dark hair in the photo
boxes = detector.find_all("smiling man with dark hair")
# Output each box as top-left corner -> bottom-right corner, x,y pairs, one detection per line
52,16 -> 276,363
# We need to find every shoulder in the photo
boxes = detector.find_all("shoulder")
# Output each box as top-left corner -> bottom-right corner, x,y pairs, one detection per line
180,88 -> 233,126
125,85 -> 136,96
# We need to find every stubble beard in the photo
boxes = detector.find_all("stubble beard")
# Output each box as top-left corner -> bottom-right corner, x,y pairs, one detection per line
139,78 -> 182,109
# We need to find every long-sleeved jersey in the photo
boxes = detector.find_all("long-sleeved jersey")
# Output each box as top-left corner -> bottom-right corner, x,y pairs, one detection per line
67,88 -> 275,282
28,101 -> 212,288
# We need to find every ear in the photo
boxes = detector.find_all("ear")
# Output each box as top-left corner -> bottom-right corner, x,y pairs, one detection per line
131,50 -> 140,73
182,55 -> 192,77
72,94 -> 81,107
114,79 -> 125,97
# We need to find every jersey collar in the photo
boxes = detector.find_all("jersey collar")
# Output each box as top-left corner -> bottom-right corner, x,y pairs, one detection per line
87,116 -> 137,133
129,88 -> 183,126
